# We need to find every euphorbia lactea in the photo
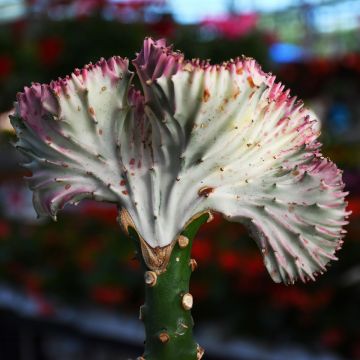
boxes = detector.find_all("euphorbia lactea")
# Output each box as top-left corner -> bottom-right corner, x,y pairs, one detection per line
11,38 -> 348,360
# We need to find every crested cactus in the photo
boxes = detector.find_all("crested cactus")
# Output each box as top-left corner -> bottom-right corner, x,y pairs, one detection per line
10,38 -> 349,360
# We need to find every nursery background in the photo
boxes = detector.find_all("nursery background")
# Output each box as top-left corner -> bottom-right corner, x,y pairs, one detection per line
0,0 -> 360,359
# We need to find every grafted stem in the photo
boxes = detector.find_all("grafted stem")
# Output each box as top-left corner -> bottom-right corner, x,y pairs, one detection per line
128,214 -> 209,360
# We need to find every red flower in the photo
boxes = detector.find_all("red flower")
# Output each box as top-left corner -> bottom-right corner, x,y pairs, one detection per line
0,55 -> 13,78
271,287 -> 332,312
81,202 -> 118,225
351,340 -> 360,359
309,58 -> 335,76
218,251 -> 240,272
74,0 -> 106,18
201,13 -> 258,39
91,286 -> 127,305
24,271 -> 54,316
348,196 -> 360,218
5,262 -> 24,280
78,254 -> 95,272
24,272 -> 43,296
38,37 -> 64,67
127,254 -> 141,270
344,53 -> 360,72
320,327 -> 345,349
77,236 -> 104,271
11,19 -> 27,40
34,295 -> 55,316
114,0 -> 165,12
192,237 -> 212,263
190,282 -> 209,301
271,287 -> 312,311
242,254 -> 264,277
149,15 -> 176,38
0,220 -> 10,239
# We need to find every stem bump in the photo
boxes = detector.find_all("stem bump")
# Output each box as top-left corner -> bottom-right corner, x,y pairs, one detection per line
181,293 -> 193,310
178,235 -> 190,248
144,271 -> 157,287
158,331 -> 170,344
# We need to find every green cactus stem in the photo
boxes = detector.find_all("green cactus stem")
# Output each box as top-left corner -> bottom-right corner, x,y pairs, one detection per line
128,213 -> 209,360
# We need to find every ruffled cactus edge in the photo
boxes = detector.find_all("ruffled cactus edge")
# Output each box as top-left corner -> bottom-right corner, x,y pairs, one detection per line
11,38 -> 349,285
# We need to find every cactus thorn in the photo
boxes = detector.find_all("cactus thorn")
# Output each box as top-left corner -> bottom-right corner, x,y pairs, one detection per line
206,210 -> 214,223
189,258 -> 198,272
197,344 -> 205,359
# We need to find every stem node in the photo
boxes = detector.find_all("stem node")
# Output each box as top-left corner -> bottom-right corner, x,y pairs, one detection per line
158,332 -> 170,344
144,271 -> 157,287
178,235 -> 190,248
182,293 -> 193,311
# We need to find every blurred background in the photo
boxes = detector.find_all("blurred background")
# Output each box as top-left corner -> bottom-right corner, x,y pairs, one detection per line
0,0 -> 360,359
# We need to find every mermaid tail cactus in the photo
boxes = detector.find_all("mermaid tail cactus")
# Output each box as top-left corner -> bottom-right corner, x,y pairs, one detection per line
11,38 -> 349,359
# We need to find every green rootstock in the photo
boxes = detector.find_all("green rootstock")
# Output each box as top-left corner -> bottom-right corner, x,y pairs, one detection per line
128,213 -> 209,360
